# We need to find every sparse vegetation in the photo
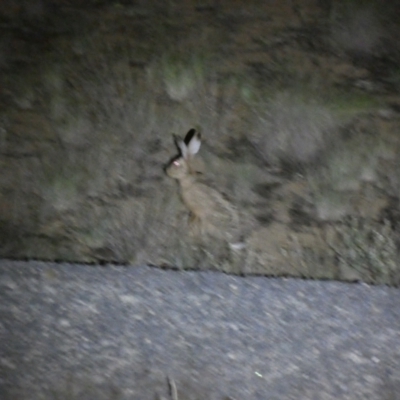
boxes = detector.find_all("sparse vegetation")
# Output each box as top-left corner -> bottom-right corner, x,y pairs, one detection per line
249,90 -> 337,166
329,1 -> 385,57
326,89 -> 381,117
160,53 -> 207,102
2,3 -> 400,399
328,217 -> 400,285
0,0 -> 399,285
306,120 -> 385,220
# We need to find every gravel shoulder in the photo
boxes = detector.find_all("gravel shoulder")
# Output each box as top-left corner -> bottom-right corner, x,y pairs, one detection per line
0,260 -> 399,400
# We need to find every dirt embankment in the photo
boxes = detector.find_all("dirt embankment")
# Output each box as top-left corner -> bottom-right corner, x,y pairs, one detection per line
1,0 -> 400,284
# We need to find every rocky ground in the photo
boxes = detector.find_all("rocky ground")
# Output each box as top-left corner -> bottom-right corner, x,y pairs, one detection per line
1,260 -> 400,400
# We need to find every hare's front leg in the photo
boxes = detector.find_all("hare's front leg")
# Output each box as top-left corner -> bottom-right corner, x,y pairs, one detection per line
187,212 -> 204,237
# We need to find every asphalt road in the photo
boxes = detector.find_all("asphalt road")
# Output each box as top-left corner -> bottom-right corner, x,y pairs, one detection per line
0,260 -> 399,400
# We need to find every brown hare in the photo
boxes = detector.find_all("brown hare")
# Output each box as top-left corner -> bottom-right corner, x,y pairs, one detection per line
166,129 -> 240,242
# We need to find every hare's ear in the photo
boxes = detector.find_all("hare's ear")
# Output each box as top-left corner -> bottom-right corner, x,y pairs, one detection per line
186,130 -> 201,157
183,128 -> 197,145
173,134 -> 189,159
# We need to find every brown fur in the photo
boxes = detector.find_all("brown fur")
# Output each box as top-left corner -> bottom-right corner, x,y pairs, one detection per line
166,129 -> 239,241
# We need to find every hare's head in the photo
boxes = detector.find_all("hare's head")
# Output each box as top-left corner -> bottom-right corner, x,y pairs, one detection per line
166,128 -> 201,180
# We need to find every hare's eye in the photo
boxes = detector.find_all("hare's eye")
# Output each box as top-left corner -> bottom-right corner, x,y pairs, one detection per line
173,160 -> 181,166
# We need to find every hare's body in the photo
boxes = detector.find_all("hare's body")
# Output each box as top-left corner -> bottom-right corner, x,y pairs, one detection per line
166,129 -> 239,240
179,173 -> 238,238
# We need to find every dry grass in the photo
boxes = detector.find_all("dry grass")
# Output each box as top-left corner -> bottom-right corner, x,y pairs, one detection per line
328,217 -> 400,285
147,51 -> 250,151
96,189 -> 182,265
3,30 -> 390,278
306,121 -> 385,221
1,2 -> 399,285
329,1 -> 385,57
159,53 -> 207,102
28,30 -> 253,267
249,90 -> 337,166
246,80 -> 381,172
